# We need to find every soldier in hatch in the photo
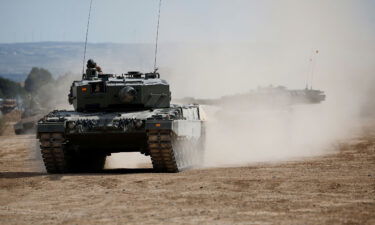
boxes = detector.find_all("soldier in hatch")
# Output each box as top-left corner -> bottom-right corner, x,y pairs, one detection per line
87,59 -> 103,74
84,59 -> 103,80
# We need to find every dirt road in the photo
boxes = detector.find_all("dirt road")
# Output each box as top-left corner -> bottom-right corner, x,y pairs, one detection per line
0,128 -> 374,224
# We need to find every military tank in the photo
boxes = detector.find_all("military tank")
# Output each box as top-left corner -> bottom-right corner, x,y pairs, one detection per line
14,114 -> 42,134
36,64 -> 206,173
14,96 -> 48,135
176,86 -> 326,108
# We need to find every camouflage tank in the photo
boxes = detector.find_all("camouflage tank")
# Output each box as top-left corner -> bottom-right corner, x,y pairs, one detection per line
14,114 -> 42,134
36,65 -> 206,173
14,96 -> 48,135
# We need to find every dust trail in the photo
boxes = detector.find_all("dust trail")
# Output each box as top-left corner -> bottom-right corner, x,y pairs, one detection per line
158,0 -> 375,167
202,101 -> 358,167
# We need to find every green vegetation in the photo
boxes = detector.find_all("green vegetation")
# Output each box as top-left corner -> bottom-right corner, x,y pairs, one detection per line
0,68 -> 77,114
0,67 -> 56,99
0,77 -> 25,98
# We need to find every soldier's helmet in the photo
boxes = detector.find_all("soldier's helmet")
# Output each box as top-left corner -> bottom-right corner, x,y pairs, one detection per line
87,59 -> 97,69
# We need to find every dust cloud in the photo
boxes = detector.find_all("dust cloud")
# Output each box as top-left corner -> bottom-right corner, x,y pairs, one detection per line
158,0 -> 375,167
43,0 -> 374,169
202,102 -> 358,167
105,153 -> 152,169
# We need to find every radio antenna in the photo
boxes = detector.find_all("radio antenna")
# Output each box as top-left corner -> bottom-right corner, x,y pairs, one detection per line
310,50 -> 319,89
153,0 -> 162,72
82,0 -> 93,75
305,50 -> 313,89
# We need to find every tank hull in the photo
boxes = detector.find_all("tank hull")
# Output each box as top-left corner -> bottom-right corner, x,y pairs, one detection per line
36,105 -> 205,173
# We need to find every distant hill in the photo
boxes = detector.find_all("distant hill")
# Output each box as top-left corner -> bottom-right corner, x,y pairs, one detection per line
0,42 -> 155,80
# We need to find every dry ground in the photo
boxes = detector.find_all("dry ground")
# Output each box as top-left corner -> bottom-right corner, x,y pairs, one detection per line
0,124 -> 374,225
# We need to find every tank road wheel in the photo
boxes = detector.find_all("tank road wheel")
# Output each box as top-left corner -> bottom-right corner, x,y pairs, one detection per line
147,130 -> 205,172
39,133 -> 75,173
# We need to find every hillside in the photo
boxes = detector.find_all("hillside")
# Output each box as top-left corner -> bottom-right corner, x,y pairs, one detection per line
0,42 -> 155,80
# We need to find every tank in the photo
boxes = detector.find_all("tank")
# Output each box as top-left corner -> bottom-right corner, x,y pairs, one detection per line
14,97 -> 48,135
14,114 -> 41,134
176,86 -> 326,108
36,69 -> 206,173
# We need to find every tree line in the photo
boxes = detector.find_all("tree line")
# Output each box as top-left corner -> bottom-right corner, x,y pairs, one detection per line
0,67 -> 77,114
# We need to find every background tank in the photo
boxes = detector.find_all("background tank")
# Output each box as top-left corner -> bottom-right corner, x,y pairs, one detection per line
14,96 -> 48,135
14,114 -> 42,134
176,85 -> 326,108
37,69 -> 206,173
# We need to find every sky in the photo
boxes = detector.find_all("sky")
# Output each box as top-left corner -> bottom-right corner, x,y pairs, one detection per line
0,0 -> 374,99
0,0 -> 374,44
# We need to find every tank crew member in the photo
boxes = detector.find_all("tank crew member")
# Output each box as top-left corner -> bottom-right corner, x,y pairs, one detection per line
87,59 -> 103,74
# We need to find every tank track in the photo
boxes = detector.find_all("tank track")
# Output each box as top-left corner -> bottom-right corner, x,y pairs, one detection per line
147,129 -> 204,172
147,130 -> 179,172
39,133 -> 72,173
39,133 -> 106,173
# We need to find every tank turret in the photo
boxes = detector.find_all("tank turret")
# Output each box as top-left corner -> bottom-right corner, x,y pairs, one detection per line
68,71 -> 171,112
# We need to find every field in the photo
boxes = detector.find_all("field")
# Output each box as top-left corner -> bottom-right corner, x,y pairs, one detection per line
0,123 -> 374,225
